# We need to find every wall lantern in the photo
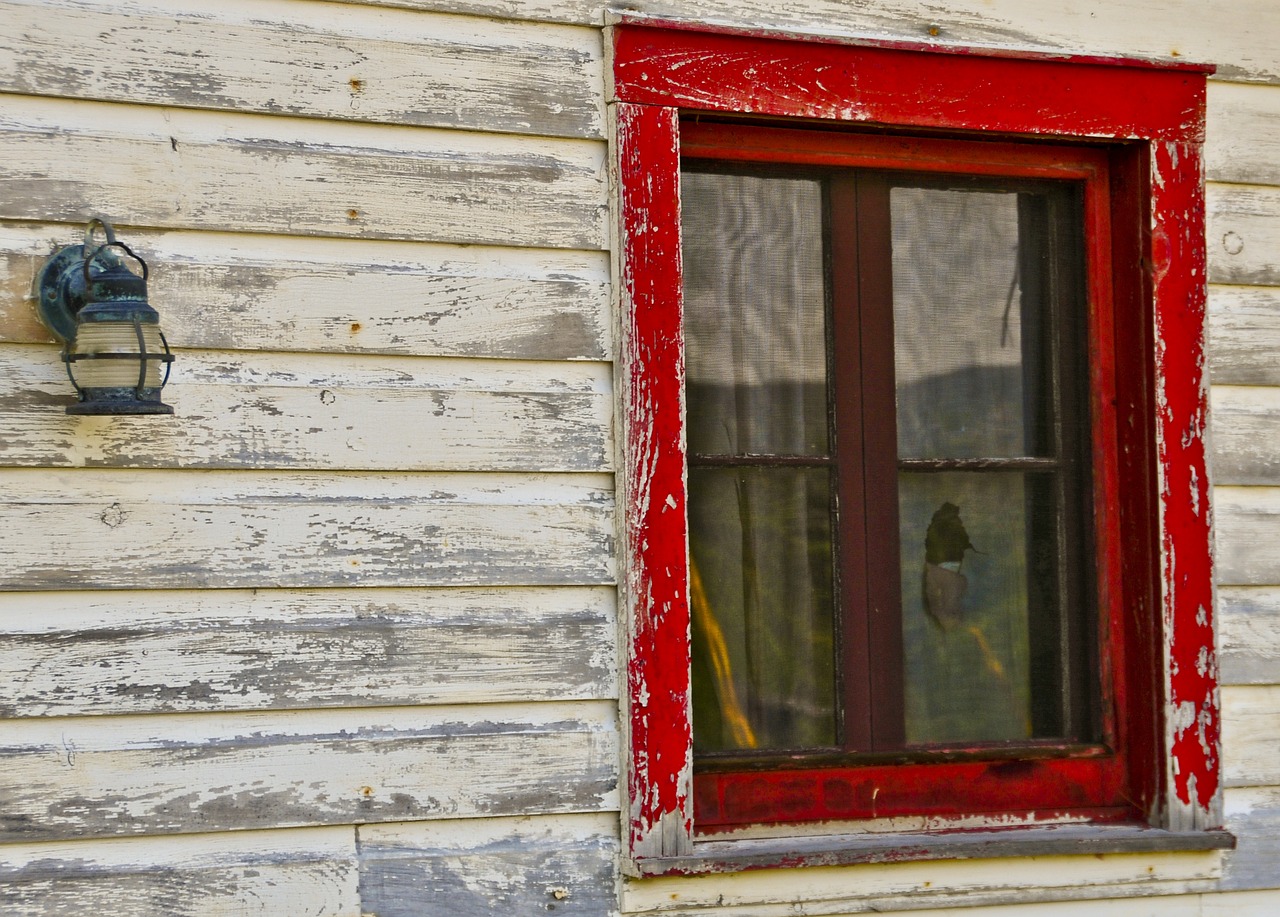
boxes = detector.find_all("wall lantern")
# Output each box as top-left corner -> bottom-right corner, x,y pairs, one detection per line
35,217 -> 174,415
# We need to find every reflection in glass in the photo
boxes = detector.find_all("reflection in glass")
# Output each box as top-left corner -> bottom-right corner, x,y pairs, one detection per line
891,188 -> 1049,459
689,467 -> 836,752
899,472 -> 1065,745
682,171 -> 829,457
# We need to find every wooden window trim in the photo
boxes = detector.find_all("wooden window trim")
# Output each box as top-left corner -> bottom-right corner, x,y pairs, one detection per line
610,21 -> 1227,874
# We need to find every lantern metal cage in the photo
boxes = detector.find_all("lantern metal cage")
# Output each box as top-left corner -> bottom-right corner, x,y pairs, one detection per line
35,218 -> 174,416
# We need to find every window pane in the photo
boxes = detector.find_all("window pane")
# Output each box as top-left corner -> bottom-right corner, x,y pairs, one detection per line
689,467 -> 836,752
897,471 -> 1064,746
682,171 -> 829,457
892,188 -> 1051,459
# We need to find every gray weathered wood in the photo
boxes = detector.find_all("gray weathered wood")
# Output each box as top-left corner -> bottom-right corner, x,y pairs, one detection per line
1210,385 -> 1280,486
0,223 -> 611,359
1222,685 -> 1280,788
354,0 -> 1280,84
1222,787 -> 1280,891
1219,586 -> 1280,686
1208,183 -> 1280,287
358,814 -> 618,917
0,586 -> 616,717
0,95 -> 607,250
1207,81 -> 1280,186
0,702 -> 617,841
0,0 -> 604,140
633,826 -> 1233,877
0,470 -> 614,590
0,346 -> 612,472
1213,486 -> 1280,586
1208,286 -> 1280,386
0,827 -> 361,915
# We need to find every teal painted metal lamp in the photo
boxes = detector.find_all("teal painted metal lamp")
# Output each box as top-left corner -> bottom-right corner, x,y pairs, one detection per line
36,218 -> 174,415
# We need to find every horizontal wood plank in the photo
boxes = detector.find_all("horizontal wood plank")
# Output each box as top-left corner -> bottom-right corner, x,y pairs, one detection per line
1212,486 -> 1280,585
1218,586 -> 1280,686
353,0 -> 1280,85
1208,286 -> 1280,385
0,586 -> 616,717
1205,891 -> 1280,917
0,223 -> 611,359
620,848 -> 1222,914
1206,81 -> 1280,186
358,813 -> 618,917
1222,786 -> 1280,892
1207,183 -> 1280,287
0,95 -> 607,249
0,469 -> 614,590
0,702 -> 618,841
1221,685 -> 1280,788
1210,385 -> 1280,485
0,0 -> 603,140
0,826 -> 360,915
0,346 -> 612,472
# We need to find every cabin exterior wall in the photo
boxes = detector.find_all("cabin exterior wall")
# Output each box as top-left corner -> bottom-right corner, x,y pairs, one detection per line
0,0 -> 1276,914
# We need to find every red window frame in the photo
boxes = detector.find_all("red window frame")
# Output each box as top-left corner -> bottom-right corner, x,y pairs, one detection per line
611,21 -> 1223,873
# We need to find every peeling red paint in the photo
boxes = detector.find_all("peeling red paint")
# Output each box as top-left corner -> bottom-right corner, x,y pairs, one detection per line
611,24 -> 1208,143
616,101 -> 694,855
1151,139 -> 1219,815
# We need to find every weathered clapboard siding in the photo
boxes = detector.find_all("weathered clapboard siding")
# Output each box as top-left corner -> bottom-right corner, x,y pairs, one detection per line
0,470 -> 614,590
0,224 -> 611,359
619,850 -> 1223,915
0,95 -> 607,250
0,0 -> 604,140
0,827 -> 361,916
0,346 -> 612,472
357,813 -> 618,917
0,702 -> 617,841
1212,486 -> 1280,586
1206,890 -> 1280,916
350,0 -> 1280,84
1209,386 -> 1280,485
0,586 -> 615,717
1218,587 -> 1280,686
1208,286 -> 1280,386
1206,82 -> 1280,186
1220,685 -> 1280,788
1221,787 -> 1280,892
1206,184 -> 1280,287
886,891 -> 1280,917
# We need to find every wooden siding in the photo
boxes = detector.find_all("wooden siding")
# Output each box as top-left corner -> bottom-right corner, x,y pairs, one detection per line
0,0 -> 605,140
0,470 -> 614,590
0,347 -> 612,471
0,95 -> 607,249
0,586 -> 616,717
0,702 -> 616,841
0,224 -> 612,360
0,0 -> 1277,914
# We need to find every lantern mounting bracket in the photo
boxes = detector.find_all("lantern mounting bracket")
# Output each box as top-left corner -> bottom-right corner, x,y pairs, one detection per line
35,218 -> 130,342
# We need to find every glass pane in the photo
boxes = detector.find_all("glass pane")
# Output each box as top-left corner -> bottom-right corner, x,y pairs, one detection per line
689,467 -> 835,752
682,171 -> 829,456
891,188 -> 1050,459
898,471 -> 1064,746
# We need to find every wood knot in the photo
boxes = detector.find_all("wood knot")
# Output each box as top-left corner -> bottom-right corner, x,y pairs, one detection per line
100,503 -> 129,528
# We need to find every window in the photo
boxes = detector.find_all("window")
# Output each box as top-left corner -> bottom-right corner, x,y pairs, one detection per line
683,129 -> 1108,830
612,22 -> 1227,873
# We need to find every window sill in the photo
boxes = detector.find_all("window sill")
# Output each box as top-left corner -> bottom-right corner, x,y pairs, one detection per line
627,824 -> 1236,877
